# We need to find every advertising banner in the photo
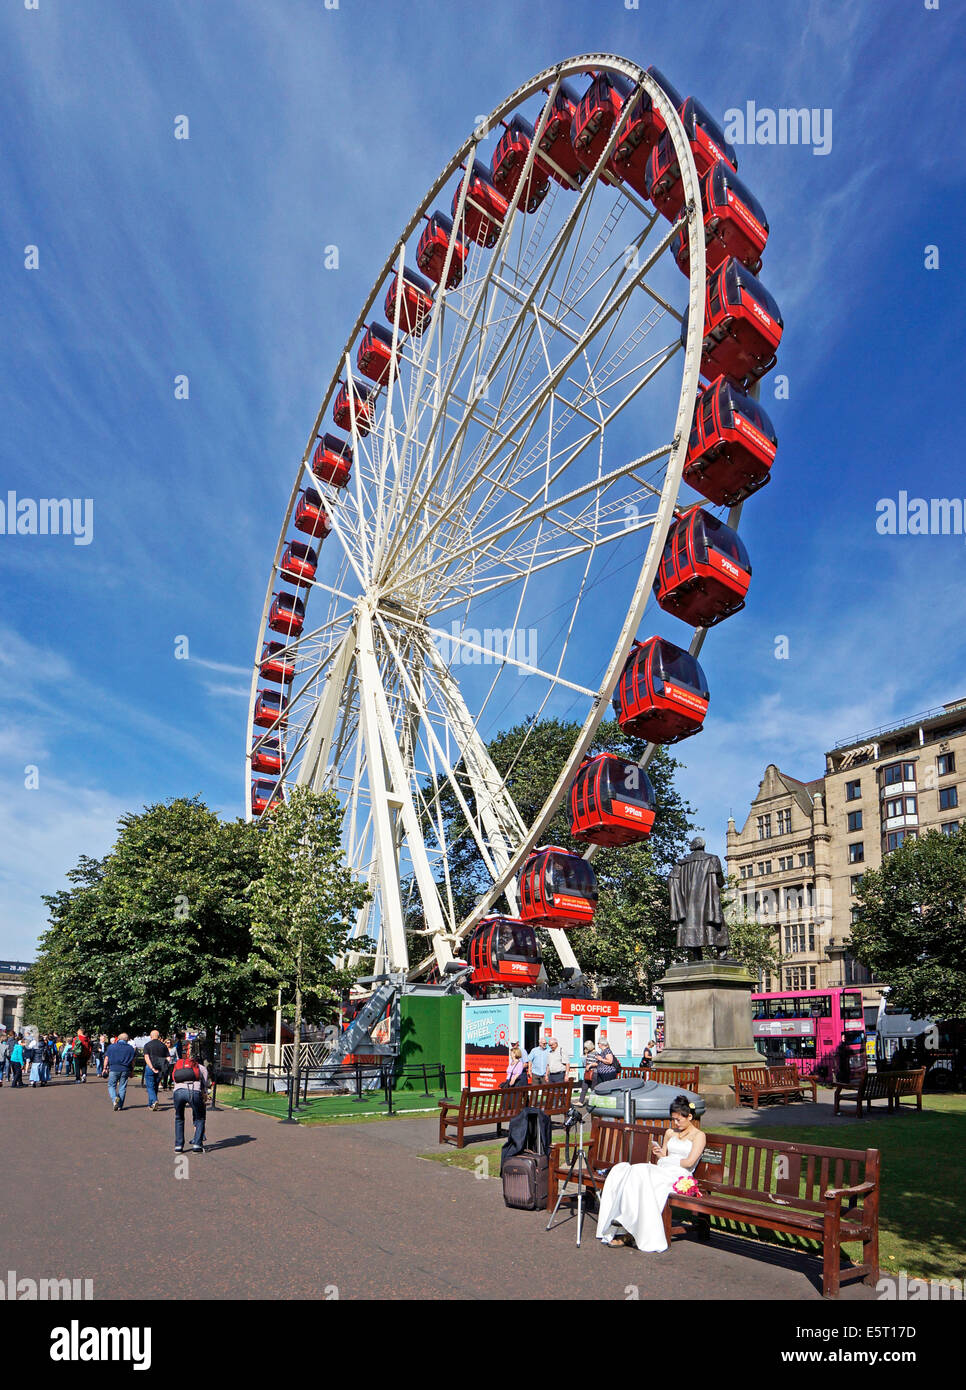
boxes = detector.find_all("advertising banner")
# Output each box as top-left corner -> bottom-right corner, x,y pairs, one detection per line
463,1004 -> 509,1090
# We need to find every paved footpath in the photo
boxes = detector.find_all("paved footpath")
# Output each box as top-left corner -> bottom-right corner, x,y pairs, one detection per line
2,1077 -> 875,1301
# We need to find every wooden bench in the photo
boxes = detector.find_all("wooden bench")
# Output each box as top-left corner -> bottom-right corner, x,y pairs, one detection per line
769,1066 -> 818,1103
616,1065 -> 701,1093
734,1064 -> 802,1108
833,1068 -> 925,1117
437,1081 -> 573,1148
548,1115 -> 880,1298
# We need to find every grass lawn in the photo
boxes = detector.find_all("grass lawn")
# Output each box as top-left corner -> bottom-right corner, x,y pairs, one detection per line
421,1095 -> 966,1284
216,1083 -> 448,1126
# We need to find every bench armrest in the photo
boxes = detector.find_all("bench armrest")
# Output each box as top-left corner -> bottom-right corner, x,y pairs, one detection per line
823,1180 -> 875,1200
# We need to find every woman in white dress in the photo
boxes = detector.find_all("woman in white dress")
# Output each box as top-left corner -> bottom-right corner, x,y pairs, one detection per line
596,1095 -> 707,1252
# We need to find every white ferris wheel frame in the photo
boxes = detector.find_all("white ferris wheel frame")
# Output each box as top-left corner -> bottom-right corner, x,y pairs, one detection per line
246,54 -> 713,982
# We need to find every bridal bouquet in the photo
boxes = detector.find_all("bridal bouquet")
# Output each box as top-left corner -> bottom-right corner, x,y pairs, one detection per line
672,1174 -> 700,1196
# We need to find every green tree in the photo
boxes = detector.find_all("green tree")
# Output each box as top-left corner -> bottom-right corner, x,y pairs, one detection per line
721,874 -> 781,981
28,800 -> 269,1055
406,716 -> 696,998
850,824 -> 966,1019
248,786 -> 371,1097
25,855 -> 106,1034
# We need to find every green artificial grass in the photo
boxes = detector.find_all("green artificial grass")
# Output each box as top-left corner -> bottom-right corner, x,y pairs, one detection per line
217,1083 -> 449,1125
420,1095 -> 966,1284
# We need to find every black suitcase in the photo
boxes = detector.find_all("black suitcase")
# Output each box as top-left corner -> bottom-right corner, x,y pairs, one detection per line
502,1151 -> 550,1210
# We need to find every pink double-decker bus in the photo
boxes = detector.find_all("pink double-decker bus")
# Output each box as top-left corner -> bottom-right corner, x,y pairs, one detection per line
750,987 -> 866,1078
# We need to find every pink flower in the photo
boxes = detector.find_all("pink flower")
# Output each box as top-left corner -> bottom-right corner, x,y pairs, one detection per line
673,1174 -> 700,1196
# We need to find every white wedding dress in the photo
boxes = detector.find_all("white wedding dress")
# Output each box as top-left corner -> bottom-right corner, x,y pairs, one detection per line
596,1134 -> 696,1252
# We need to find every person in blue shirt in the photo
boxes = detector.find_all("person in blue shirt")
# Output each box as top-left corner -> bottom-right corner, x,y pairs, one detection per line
104,1033 -> 136,1111
527,1038 -> 550,1083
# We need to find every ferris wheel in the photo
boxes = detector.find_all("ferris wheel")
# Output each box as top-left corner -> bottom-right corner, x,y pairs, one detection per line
246,54 -> 782,983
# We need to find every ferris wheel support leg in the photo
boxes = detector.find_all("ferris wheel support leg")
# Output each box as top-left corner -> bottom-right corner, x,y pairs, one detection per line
294,625 -> 358,792
356,607 -> 454,972
422,639 -> 527,915
545,927 -> 582,978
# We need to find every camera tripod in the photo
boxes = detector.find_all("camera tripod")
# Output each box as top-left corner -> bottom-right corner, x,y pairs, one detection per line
545,1106 -> 600,1247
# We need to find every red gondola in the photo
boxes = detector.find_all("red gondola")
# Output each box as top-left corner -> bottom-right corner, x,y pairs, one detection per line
571,70 -> 635,177
333,382 -> 375,437
684,377 -> 777,507
682,257 -> 783,387
534,79 -> 584,186
612,66 -> 683,197
646,98 -> 738,222
312,434 -> 353,488
613,637 -> 709,744
357,322 -> 397,385
251,736 -> 284,775
279,539 -> 318,587
672,161 -> 769,278
384,267 -> 434,337
569,752 -> 657,846
259,641 -> 295,685
254,688 -> 288,729
294,488 -> 332,540
453,159 -> 508,248
416,212 -> 468,290
464,917 -> 542,992
490,114 -> 550,213
654,508 -> 751,627
251,780 -> 283,816
268,591 -> 305,637
519,847 -> 597,929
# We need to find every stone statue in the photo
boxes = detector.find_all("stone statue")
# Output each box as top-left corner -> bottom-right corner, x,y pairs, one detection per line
668,836 -> 728,961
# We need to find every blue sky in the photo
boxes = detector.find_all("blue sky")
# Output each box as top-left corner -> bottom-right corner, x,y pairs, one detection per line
1,0 -> 964,958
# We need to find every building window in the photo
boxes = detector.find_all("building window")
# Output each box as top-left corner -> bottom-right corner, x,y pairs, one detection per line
941,821 -> 960,837
939,786 -> 959,811
807,851 -> 814,866
883,761 -> 916,787
757,814 -> 772,840
846,779 -> 861,801
850,874 -> 863,894
808,926 -> 815,952
849,842 -> 864,863
806,883 -> 814,907
777,808 -> 791,835
938,752 -> 956,777
886,830 -> 915,852
798,853 -> 806,867
809,966 -> 816,989
847,810 -> 863,832
850,907 -> 861,924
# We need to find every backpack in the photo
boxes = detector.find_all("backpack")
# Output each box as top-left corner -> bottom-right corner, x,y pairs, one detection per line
172,1059 -> 201,1084
73,1039 -> 87,1059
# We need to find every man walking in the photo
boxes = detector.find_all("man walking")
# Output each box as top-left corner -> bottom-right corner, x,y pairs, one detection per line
527,1036 -> 550,1085
172,1044 -> 209,1154
142,1030 -> 169,1111
546,1035 -> 568,1084
105,1032 -> 136,1111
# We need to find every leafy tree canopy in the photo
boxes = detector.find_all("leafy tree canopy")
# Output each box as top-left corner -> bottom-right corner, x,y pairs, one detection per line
850,824 -> 966,1019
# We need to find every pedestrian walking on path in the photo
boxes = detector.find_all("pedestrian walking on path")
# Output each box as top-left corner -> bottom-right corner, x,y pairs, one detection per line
172,1045 -> 208,1153
72,1029 -> 92,1083
105,1033 -> 136,1111
142,1030 -> 168,1111
9,1037 -> 25,1087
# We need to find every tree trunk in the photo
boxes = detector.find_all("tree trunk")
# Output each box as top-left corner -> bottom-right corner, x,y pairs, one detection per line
292,984 -> 303,1108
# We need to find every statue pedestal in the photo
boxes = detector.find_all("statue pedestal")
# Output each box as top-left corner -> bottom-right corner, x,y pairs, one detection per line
656,959 -> 765,1110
